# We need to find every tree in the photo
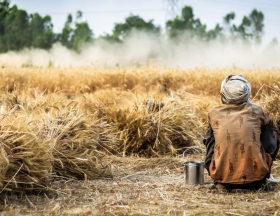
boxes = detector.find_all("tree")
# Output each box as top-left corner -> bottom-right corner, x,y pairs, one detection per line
57,11 -> 93,52
223,9 -> 264,42
206,24 -> 223,41
166,6 -> 222,41
28,13 -> 55,49
0,0 -> 10,29
166,6 -> 197,39
101,14 -> 160,42
224,12 -> 235,24
248,9 -> 264,42
72,21 -> 93,52
0,0 -> 56,52
59,14 -> 74,49
0,0 -> 11,52
0,2 -> 269,52
2,5 -> 30,51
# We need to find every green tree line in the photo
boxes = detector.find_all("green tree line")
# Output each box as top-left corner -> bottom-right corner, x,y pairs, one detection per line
0,0 -> 271,53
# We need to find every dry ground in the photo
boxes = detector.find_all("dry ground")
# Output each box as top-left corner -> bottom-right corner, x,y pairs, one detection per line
1,154 -> 280,216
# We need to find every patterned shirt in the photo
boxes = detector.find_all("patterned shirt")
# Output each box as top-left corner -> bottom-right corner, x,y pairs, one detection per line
208,102 -> 278,184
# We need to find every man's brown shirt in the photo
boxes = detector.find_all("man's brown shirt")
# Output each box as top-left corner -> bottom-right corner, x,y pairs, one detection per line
208,102 -> 278,184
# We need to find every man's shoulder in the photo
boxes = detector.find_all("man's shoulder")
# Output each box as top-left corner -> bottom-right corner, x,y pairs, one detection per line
208,103 -> 264,115
208,105 -> 225,115
247,103 -> 264,112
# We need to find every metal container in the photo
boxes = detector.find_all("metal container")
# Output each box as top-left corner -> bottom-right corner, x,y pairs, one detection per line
184,161 -> 204,185
181,147 -> 205,185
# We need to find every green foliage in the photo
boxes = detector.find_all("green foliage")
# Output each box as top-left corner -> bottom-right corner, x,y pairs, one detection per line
166,6 -> 265,43
0,1 -> 270,52
72,22 -> 93,51
0,2 -> 93,53
76,10 -> 82,20
0,0 -> 55,52
29,14 -> 55,49
224,12 -> 235,24
100,33 -> 121,43
101,14 -> 160,42
166,6 -> 223,41
0,5 -> 29,52
59,15 -> 73,49
223,9 -> 264,42
57,12 -> 93,52
207,24 -> 223,41
248,9 -> 264,41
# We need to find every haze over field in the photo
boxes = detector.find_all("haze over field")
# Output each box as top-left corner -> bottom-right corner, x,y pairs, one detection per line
0,1 -> 279,69
0,32 -> 279,69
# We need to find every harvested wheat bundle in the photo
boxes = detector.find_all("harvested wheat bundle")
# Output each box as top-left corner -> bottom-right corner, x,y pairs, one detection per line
0,145 -> 8,189
260,86 -> 280,158
174,87 -> 221,124
37,103 -> 116,180
261,86 -> 280,129
106,96 -> 204,157
0,117 -> 51,192
0,92 -> 117,187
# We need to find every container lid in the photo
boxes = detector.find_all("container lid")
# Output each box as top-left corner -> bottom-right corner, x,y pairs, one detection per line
184,161 -> 204,166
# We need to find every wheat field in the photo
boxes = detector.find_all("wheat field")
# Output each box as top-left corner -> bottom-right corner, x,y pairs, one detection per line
0,66 -> 280,215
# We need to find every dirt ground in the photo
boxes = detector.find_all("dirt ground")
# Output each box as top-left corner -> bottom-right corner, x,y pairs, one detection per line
1,154 -> 280,216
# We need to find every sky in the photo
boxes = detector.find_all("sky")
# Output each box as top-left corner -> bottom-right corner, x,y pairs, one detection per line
10,0 -> 280,45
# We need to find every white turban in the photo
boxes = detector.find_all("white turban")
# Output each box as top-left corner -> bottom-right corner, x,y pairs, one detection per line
220,75 -> 251,104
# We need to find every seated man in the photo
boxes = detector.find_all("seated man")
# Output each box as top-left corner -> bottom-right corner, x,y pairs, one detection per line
204,75 -> 279,190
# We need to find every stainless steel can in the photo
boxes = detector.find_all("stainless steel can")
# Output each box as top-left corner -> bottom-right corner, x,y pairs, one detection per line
184,161 -> 204,185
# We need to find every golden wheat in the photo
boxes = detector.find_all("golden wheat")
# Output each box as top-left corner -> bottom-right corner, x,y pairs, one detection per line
0,67 -> 279,96
0,66 -> 279,193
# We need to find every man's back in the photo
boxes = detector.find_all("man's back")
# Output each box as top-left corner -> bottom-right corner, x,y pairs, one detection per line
208,102 -> 275,184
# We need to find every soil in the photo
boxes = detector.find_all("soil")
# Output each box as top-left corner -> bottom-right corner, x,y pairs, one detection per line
1,154 -> 280,216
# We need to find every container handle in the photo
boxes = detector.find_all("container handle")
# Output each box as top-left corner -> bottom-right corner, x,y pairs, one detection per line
181,147 -> 206,165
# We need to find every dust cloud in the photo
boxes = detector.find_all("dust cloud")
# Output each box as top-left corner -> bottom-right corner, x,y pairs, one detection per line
0,31 -> 279,69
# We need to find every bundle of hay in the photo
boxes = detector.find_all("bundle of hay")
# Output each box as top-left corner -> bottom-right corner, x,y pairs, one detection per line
36,101 -> 117,180
0,92 -> 118,194
261,86 -> 280,129
106,96 -> 204,157
0,117 -> 51,192
260,86 -> 280,158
